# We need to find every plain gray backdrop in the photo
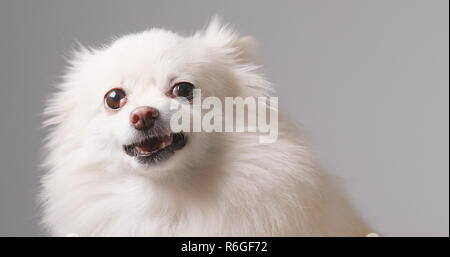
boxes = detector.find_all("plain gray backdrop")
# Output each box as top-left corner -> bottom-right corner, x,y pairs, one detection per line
0,0 -> 448,236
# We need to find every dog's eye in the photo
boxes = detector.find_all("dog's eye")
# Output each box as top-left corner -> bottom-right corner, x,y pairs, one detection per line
170,82 -> 195,101
104,88 -> 127,110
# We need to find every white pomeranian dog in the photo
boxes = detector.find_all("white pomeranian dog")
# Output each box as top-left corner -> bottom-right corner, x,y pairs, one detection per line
40,18 -> 372,236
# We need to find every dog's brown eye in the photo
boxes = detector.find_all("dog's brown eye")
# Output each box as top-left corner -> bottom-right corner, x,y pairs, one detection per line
105,88 -> 127,110
170,82 -> 195,101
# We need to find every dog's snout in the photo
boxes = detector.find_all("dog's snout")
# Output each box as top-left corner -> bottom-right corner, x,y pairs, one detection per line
130,106 -> 159,131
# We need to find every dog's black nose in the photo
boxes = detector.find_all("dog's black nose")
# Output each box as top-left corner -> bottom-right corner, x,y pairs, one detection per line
130,106 -> 159,131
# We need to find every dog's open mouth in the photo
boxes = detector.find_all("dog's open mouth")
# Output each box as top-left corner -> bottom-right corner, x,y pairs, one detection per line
123,133 -> 187,164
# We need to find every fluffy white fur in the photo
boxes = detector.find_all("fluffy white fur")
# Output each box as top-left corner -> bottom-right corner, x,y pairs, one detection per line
40,19 -> 372,236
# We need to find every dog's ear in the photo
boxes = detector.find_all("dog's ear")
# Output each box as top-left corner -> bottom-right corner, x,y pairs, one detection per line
65,42 -> 94,69
230,35 -> 259,65
199,16 -> 259,65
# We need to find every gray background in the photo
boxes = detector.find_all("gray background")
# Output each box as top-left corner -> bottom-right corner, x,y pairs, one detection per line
0,0 -> 448,236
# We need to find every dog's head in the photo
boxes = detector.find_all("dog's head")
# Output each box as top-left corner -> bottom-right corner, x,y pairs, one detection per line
44,19 -> 268,178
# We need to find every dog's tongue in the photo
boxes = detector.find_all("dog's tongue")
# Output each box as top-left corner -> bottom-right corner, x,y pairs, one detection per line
135,135 -> 173,154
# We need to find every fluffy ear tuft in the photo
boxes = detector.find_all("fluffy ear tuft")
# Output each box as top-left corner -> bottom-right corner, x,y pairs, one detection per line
231,35 -> 259,65
199,16 -> 259,65
62,42 -> 95,72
